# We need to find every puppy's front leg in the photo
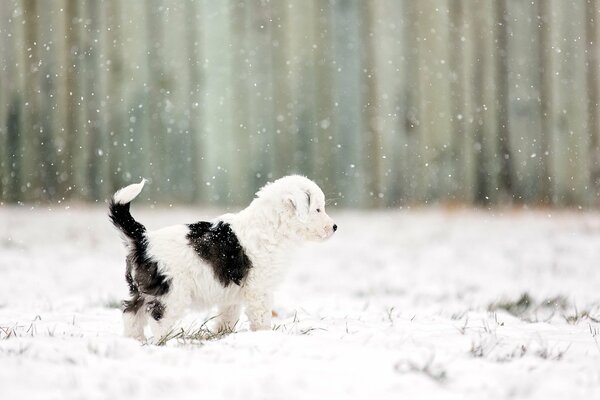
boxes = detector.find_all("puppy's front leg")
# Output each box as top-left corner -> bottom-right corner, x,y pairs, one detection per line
244,291 -> 272,331
215,304 -> 241,333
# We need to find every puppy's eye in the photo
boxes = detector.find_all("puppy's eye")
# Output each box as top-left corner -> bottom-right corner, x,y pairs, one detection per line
316,208 -> 321,213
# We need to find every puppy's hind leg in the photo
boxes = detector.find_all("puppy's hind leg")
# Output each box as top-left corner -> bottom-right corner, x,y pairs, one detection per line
123,310 -> 148,341
123,296 -> 148,341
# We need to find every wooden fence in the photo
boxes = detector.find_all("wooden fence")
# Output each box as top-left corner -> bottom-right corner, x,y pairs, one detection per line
0,0 -> 599,208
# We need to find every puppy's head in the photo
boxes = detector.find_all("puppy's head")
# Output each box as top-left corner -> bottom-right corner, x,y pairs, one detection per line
257,175 -> 337,241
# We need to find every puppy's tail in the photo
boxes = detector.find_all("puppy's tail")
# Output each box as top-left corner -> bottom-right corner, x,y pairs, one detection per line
109,179 -> 148,244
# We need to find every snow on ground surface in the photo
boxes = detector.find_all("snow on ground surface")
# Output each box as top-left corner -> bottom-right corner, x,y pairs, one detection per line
1,205 -> 600,399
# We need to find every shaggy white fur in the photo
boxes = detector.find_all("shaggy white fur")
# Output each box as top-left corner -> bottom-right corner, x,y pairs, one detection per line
112,175 -> 336,342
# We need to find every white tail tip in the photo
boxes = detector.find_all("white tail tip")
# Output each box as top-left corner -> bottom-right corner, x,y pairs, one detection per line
113,178 -> 147,204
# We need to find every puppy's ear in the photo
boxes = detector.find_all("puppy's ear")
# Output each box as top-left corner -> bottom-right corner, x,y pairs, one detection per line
284,192 -> 308,222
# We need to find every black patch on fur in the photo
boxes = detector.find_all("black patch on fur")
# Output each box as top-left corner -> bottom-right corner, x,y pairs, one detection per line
109,198 -> 171,315
108,200 -> 146,242
186,221 -> 252,287
147,300 -> 165,321
123,294 -> 144,314
127,251 -> 171,297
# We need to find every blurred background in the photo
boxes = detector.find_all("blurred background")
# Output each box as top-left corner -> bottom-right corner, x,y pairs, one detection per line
0,0 -> 599,208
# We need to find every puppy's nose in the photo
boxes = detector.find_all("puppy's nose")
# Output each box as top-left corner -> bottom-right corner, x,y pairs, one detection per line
333,224 -> 338,232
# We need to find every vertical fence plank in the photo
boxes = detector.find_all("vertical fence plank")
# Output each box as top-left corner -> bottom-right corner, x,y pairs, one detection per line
400,0 -> 422,204
245,0 -> 275,190
416,1 -> 453,203
184,0 -> 204,202
494,0 -> 514,203
201,0 -> 233,203
0,1 -> 9,200
312,1 -> 337,197
3,1 -> 21,202
473,1 -> 501,203
39,4 -> 63,200
360,0 -> 383,207
144,0 -> 167,200
538,0 -> 554,204
105,0 -> 126,192
586,0 -> 600,203
332,0 -> 364,206
545,0 -> 590,206
120,1 -> 147,189
371,0 -> 406,207
21,0 -> 42,201
82,0 -> 107,201
287,0 -> 314,178
51,2 -> 70,199
547,0 -> 567,204
63,0 -> 88,199
449,0 -> 473,202
270,1 -> 293,181
229,0 -> 253,203
505,0 -> 544,202
558,0 -> 589,206
159,0 -> 194,202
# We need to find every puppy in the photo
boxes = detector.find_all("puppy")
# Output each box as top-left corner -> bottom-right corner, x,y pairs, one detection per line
109,175 -> 337,341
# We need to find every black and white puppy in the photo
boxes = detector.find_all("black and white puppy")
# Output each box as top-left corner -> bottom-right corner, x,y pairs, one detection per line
109,175 -> 336,341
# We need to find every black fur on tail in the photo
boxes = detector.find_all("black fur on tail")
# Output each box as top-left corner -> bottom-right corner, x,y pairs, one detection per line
108,200 -> 146,243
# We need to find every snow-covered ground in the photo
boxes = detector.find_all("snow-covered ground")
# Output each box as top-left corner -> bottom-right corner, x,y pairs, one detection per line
1,205 -> 599,399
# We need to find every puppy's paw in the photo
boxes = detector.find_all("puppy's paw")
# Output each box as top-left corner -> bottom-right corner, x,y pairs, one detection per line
213,321 -> 237,334
249,322 -> 271,331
